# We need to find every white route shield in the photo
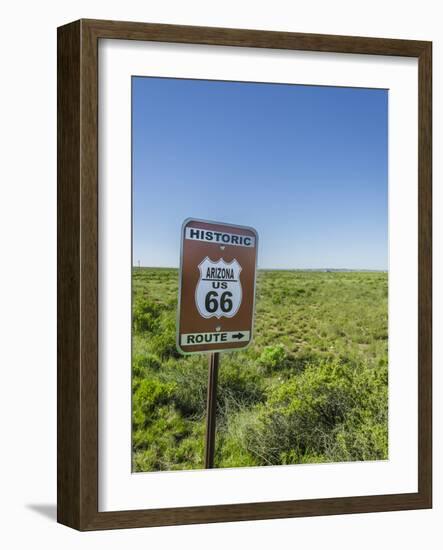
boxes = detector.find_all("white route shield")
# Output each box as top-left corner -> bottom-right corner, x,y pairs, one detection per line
195,257 -> 243,319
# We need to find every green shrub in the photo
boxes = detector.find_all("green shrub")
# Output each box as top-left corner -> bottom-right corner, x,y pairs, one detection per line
258,344 -> 289,372
133,413 -> 204,471
217,358 -> 265,415
133,352 -> 161,376
217,409 -> 261,468
165,360 -> 208,418
132,377 -> 176,428
132,299 -> 162,332
149,331 -> 181,359
240,359 -> 388,465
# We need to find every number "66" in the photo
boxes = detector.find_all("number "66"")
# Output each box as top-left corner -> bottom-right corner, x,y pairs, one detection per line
205,291 -> 233,313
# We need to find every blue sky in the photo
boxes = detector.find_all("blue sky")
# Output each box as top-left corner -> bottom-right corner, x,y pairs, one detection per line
132,77 -> 388,270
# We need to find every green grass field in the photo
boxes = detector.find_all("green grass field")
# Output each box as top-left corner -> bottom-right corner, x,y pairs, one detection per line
132,268 -> 388,472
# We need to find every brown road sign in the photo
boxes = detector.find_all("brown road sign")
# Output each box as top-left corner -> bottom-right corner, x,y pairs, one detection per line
177,218 -> 258,354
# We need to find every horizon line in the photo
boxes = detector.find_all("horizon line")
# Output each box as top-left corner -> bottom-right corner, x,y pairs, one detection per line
132,265 -> 388,272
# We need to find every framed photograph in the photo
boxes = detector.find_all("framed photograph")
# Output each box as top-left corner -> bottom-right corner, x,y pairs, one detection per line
57,19 -> 432,530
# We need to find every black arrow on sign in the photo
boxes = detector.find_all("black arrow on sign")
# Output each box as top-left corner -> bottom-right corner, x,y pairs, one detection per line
232,332 -> 245,340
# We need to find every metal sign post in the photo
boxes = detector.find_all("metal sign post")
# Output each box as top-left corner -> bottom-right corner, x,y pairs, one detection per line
177,219 -> 258,468
204,352 -> 220,468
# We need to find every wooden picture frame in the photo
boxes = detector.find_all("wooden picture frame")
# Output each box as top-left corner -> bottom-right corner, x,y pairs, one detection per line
57,19 -> 432,530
